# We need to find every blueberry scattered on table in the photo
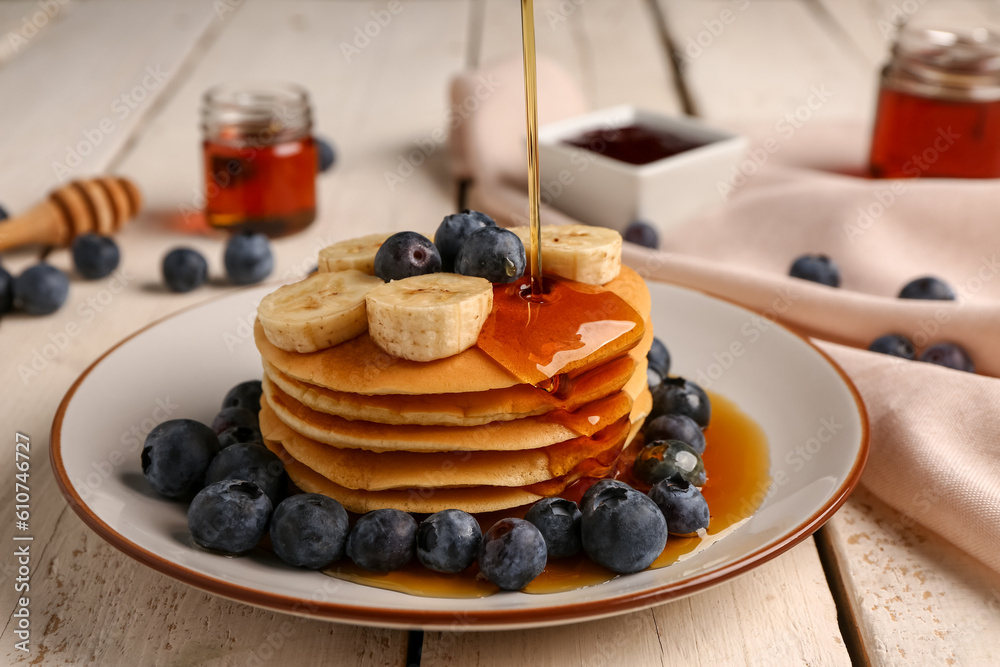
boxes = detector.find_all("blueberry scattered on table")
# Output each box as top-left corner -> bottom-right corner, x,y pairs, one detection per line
211,406 -> 259,434
898,276 -> 955,301
868,333 -> 916,360
652,377 -> 711,429
623,221 -> 659,249
225,232 -> 273,286
374,231 -> 442,282
919,342 -> 975,373
643,414 -> 706,454
647,337 -> 671,378
72,233 -> 120,280
347,508 -> 418,572
14,263 -> 69,315
141,419 -> 220,500
580,482 -> 667,574
222,380 -> 264,413
524,497 -> 582,558
188,479 -> 272,555
204,442 -> 286,507
162,247 -> 208,293
478,518 -> 547,590
435,211 -> 495,272
634,440 -> 706,487
217,426 -> 263,450
789,254 -> 841,287
0,264 -> 14,315
648,479 -> 710,535
270,494 -> 349,569
315,136 -> 337,174
454,227 -> 526,284
416,509 -> 482,573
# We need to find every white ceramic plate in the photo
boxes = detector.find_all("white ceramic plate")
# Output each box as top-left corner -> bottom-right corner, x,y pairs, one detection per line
51,281 -> 868,630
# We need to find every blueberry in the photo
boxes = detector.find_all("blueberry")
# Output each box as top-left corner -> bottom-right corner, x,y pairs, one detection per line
188,479 -> 272,555
789,254 -> 841,287
0,264 -> 14,315
212,406 -> 259,434
919,342 -> 975,373
623,221 -> 659,249
868,334 -> 916,360
346,509 -> 417,572
647,337 -> 670,378
524,497 -> 582,558
270,494 -> 349,569
374,231 -> 442,282
478,518 -> 547,590
648,479 -> 710,535
652,377 -> 711,428
899,276 -> 955,301
225,232 -> 273,285
454,227 -> 526,284
643,414 -> 706,454
646,367 -> 663,392
315,136 -> 336,174
434,211 -> 495,271
71,233 -> 120,279
416,509 -> 482,573
162,247 -> 208,293
14,263 -> 69,315
580,482 -> 666,574
579,479 -> 632,516
634,440 -> 706,487
222,379 -> 263,413
205,442 -> 286,506
217,426 -> 263,450
141,419 -> 220,499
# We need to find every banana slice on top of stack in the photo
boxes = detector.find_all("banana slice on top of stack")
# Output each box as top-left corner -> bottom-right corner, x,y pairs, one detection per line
254,222 -> 654,513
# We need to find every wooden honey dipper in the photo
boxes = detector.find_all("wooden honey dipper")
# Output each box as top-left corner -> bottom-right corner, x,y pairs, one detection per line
0,176 -> 142,252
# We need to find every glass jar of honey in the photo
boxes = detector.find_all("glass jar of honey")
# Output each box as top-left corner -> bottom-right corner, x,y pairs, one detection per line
202,82 -> 317,236
870,15 -> 1000,179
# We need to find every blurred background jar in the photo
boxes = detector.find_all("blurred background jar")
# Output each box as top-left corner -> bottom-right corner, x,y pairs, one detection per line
202,82 -> 317,236
870,5 -> 1000,179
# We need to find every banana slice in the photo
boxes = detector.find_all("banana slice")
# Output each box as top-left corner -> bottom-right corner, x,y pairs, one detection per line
317,233 -> 392,275
366,273 -> 493,362
511,224 -> 622,285
257,270 -> 383,353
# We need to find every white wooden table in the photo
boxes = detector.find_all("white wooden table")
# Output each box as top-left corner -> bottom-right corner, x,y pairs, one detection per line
2,1 -> 999,664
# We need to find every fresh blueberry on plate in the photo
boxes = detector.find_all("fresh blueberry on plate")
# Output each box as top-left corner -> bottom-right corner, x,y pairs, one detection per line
72,233 -> 120,280
162,248 -> 208,293
581,482 -> 666,574
478,518 -> 547,590
15,263 -> 69,315
225,232 -> 273,286
217,426 -> 263,450
652,377 -> 711,429
141,419 -> 220,499
789,254 -> 841,287
647,337 -> 670,378
635,440 -> 706,487
270,494 -> 349,569
868,333 -> 916,360
898,276 -> 955,301
579,479 -> 632,516
454,227 -> 526,284
347,509 -> 418,572
204,442 -> 286,507
188,479 -> 272,555
648,479 -> 710,535
416,509 -> 482,573
524,497 -> 582,558
643,414 -> 706,454
374,231 -> 442,282
211,406 -> 259,434
222,380 -> 263,413
435,210 -> 495,272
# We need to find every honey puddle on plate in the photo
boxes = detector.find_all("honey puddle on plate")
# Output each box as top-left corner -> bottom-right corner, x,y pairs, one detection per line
323,392 -> 770,598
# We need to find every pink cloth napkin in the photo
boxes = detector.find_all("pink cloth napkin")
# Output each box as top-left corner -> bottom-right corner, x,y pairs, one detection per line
449,57 -> 1000,573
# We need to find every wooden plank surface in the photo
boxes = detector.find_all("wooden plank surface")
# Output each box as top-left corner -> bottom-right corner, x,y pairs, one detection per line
0,0 -> 474,663
421,539 -> 850,667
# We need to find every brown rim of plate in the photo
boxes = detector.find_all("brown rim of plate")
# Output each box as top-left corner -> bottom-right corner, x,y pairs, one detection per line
49,282 -> 871,630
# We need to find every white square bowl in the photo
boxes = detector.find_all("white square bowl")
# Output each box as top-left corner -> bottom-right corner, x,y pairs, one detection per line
537,105 -> 747,236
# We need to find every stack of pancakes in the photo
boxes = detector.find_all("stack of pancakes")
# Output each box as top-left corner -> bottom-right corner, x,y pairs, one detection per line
257,266 -> 654,514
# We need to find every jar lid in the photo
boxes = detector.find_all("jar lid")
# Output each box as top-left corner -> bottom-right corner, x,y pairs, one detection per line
202,82 -> 312,145
889,23 -> 1000,101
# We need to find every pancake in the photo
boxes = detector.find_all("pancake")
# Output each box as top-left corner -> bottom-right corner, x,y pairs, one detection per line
263,354 -> 636,426
262,411 -> 648,514
263,378 -> 634,453
255,265 -> 652,396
